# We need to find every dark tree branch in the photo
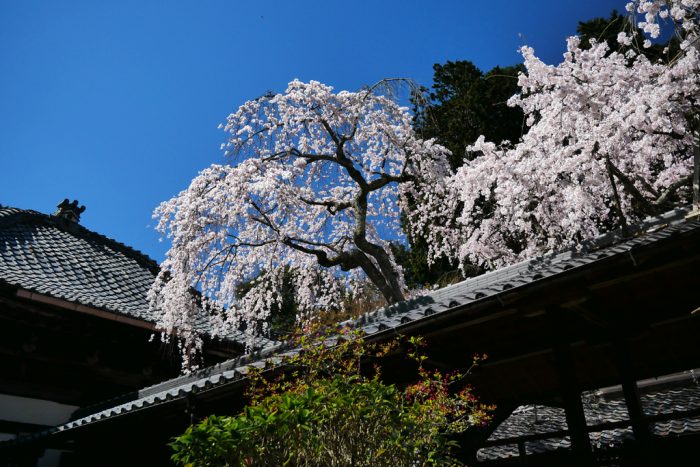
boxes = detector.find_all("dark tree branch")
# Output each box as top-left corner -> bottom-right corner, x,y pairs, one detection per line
367,173 -> 410,192
651,129 -> 686,140
282,239 -> 349,268
319,118 -> 342,146
606,157 -> 692,214
249,200 -> 279,232
299,196 -> 352,214
604,153 -> 629,227
290,148 -> 336,163
655,173 -> 693,206
636,175 -> 660,198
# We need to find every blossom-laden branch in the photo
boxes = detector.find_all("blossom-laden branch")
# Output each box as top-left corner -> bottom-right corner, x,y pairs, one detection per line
411,1 -> 699,270
149,80 -> 451,369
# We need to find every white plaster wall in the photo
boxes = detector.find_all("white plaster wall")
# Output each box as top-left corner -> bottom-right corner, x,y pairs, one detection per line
0,394 -> 79,467
0,393 -> 78,426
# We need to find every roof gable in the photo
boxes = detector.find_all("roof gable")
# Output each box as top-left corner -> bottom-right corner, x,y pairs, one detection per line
0,205 -> 270,348
0,206 -> 157,321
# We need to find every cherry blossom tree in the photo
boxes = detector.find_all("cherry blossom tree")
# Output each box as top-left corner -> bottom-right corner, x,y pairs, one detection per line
149,79 -> 450,365
416,0 -> 700,269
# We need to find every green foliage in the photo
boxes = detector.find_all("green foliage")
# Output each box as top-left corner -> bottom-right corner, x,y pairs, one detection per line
414,60 -> 524,170
576,9 -> 680,62
577,9 -> 629,51
391,241 -> 465,290
170,328 -> 493,466
397,60 -> 522,288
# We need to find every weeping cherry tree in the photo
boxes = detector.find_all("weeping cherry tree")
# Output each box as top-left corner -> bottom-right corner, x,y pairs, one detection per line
149,79 -> 450,368
414,0 -> 700,270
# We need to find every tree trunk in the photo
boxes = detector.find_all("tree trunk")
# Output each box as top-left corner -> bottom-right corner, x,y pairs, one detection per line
349,186 -> 406,305
353,250 -> 405,305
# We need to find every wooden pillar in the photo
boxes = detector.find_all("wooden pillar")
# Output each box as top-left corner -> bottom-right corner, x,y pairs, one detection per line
553,343 -> 594,466
612,338 -> 651,444
546,306 -> 593,465
185,394 -> 196,426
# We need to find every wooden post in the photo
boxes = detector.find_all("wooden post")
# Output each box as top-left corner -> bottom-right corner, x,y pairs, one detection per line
613,338 -> 651,444
692,117 -> 700,215
552,342 -> 594,466
185,394 -> 196,426
547,306 -> 594,465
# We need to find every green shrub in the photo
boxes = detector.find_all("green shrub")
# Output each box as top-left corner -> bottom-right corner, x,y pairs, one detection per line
170,328 -> 492,466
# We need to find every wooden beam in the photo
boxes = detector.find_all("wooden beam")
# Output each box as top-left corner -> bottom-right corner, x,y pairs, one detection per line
0,419 -> 51,436
589,255 -> 700,291
14,289 -> 155,331
561,297 -> 610,329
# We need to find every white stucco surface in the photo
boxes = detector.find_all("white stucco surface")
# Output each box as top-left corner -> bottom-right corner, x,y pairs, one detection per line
0,393 -> 78,426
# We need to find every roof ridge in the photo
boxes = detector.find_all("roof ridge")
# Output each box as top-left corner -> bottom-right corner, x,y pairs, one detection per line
346,205 -> 694,330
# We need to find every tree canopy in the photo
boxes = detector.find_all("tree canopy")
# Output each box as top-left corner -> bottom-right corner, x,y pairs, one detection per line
414,61 -> 525,171
415,0 -> 700,269
149,80 -> 451,367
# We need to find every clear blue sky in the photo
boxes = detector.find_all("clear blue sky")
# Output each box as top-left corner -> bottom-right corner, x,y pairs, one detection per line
0,0 -> 626,262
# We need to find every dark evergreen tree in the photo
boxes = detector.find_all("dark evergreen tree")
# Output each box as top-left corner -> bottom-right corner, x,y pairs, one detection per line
577,10 -> 680,62
397,61 -> 523,287
414,61 -> 524,170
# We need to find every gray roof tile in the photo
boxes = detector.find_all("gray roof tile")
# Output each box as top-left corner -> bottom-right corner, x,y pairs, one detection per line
0,207 -> 159,320
0,205 -> 270,347
477,375 -> 700,461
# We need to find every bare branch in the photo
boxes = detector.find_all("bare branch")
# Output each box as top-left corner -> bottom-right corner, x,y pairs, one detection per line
606,158 -> 656,213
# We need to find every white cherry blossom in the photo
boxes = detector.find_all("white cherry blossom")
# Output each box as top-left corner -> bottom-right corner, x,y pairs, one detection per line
149,80 -> 451,365
421,1 -> 699,269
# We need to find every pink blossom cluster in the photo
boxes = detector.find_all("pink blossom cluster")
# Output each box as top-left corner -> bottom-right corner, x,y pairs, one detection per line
415,0 -> 699,269
149,80 -> 450,367
151,2 -> 699,369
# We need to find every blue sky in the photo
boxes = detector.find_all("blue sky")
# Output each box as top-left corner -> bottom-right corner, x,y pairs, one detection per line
0,0 -> 626,262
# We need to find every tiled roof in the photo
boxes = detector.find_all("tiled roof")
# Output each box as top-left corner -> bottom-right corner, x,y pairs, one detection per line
347,206 -> 698,336
0,205 -> 273,346
25,206 -> 699,440
60,341 -> 291,428
0,206 -> 159,320
476,374 -> 700,461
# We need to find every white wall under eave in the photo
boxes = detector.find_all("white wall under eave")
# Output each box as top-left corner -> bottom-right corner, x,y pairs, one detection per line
0,393 -> 78,426
0,394 -> 79,467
